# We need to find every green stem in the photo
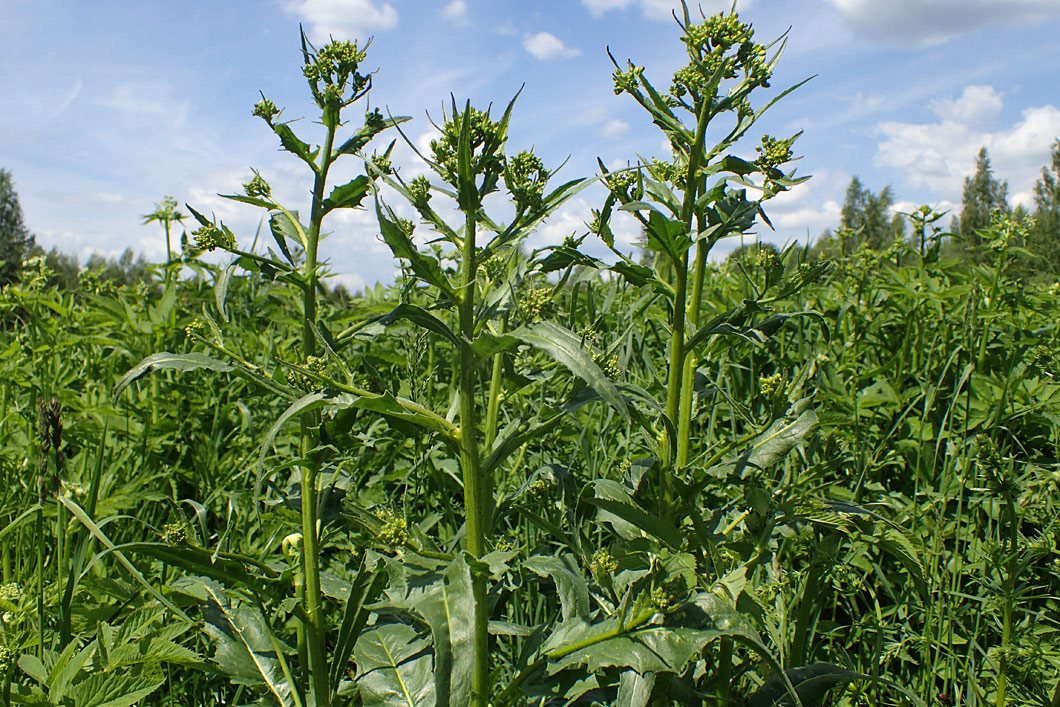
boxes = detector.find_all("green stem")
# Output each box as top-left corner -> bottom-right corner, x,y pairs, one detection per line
298,120 -> 337,707
484,317 -> 508,452
458,212 -> 490,707
676,237 -> 708,468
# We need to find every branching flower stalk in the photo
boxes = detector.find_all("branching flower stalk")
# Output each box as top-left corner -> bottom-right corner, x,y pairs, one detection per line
184,34 -> 397,707
598,4 -> 806,521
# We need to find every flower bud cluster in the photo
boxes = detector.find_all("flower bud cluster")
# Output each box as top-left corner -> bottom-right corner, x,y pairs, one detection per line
303,40 -> 370,111
370,152 -> 393,176
377,509 -> 409,548
0,646 -> 15,672
612,64 -> 644,96
162,522 -> 188,546
193,224 -> 235,253
243,171 -> 272,199
759,371 -> 783,397
408,175 -> 432,209
590,548 -> 619,582
288,354 -> 329,392
650,575 -> 688,611
430,106 -> 504,185
669,12 -> 771,106
253,97 -> 280,124
519,287 -> 557,321
505,150 -> 550,212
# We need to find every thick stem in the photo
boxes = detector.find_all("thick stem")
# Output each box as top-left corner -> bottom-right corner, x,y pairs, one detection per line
458,213 -> 491,707
484,317 -> 509,452
298,121 -> 337,707
676,238 -> 708,468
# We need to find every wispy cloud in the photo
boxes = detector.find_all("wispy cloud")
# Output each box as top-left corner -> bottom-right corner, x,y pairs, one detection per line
825,0 -> 1060,46
441,0 -> 468,23
582,0 -> 756,20
283,0 -> 399,44
523,32 -> 581,61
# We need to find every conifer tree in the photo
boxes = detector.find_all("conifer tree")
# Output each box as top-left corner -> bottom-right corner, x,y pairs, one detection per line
0,168 -> 36,286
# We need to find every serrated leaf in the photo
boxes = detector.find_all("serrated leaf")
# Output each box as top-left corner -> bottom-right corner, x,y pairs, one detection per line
201,584 -> 294,705
323,175 -> 372,213
215,259 -> 237,323
114,352 -> 233,399
67,673 -> 164,707
273,122 -> 317,164
268,210 -> 304,261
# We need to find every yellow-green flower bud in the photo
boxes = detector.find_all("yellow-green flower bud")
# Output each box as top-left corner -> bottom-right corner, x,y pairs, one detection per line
377,509 -> 408,548
590,548 -> 619,582
162,522 -> 188,546
759,371 -> 783,397
243,171 -> 272,198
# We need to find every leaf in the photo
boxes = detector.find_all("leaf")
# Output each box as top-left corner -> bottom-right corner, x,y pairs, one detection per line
376,197 -> 456,300
269,210 -> 304,260
510,321 -> 628,420
113,352 -> 234,399
67,673 -> 164,707
120,542 -> 282,598
379,304 -> 459,347
523,555 -> 590,621
323,175 -> 372,213
354,624 -> 435,706
408,554 -> 476,706
257,392 -> 326,474
201,583 -> 294,705
746,662 -> 929,707
585,479 -> 683,549
617,669 -> 656,707
273,122 -> 317,164
731,398 -> 817,478
215,259 -> 238,323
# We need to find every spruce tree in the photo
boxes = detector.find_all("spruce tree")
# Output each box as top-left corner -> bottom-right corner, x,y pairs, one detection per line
0,169 -> 36,285
838,176 -> 903,251
1029,138 -> 1060,272
954,147 -> 1009,251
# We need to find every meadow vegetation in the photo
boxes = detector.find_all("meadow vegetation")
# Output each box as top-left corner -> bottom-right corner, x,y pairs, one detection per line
2,5 -> 1060,706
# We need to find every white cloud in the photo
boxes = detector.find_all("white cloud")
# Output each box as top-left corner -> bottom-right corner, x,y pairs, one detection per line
523,32 -> 581,61
929,85 -> 1002,126
825,0 -> 1060,46
283,0 -> 398,44
582,0 -> 755,20
441,0 -> 468,22
602,119 -> 631,140
874,86 -> 1060,207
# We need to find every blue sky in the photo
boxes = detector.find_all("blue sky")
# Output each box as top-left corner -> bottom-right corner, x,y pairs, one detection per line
3,0 -> 1060,291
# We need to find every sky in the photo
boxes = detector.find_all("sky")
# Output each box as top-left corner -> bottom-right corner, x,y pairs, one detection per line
3,0 -> 1060,292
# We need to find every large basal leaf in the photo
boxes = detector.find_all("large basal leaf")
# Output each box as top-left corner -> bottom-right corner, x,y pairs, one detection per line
407,554 -> 476,706
113,352 -> 233,398
747,662 -> 929,707
354,623 -> 436,706
200,584 -> 294,706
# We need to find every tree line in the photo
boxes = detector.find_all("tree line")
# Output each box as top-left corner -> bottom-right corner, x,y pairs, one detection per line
808,139 -> 1060,274
5,138 -> 1060,289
